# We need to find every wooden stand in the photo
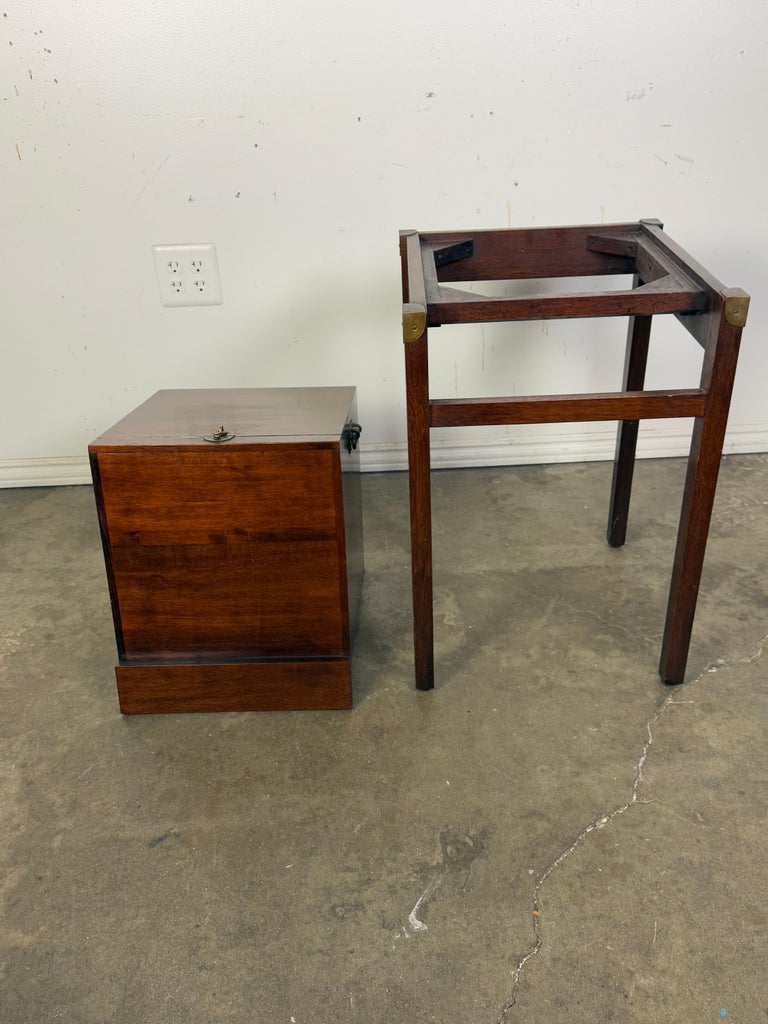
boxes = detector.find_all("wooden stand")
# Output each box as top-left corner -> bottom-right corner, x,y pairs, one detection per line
400,220 -> 749,689
90,387 -> 363,714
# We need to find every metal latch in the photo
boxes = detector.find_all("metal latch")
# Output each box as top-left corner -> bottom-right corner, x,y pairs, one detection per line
343,422 -> 362,453
203,425 -> 235,443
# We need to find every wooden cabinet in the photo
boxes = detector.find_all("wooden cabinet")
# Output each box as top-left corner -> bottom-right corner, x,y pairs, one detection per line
90,387 -> 363,714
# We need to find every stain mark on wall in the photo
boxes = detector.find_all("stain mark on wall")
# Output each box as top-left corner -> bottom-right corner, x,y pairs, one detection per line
626,84 -> 653,101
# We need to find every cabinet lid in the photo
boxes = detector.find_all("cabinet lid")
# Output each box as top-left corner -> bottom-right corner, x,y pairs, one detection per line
90,387 -> 357,449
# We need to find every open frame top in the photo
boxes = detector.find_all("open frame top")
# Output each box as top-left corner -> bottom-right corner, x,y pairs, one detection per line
402,219 -> 749,337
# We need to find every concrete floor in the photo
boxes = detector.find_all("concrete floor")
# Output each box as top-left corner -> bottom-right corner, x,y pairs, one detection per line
1,454 -> 767,1023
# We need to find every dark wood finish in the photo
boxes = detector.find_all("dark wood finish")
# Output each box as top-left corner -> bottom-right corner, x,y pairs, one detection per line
89,452 -> 126,660
401,231 -> 434,690
92,387 -> 357,447
404,335 -> 434,691
607,308 -> 653,547
419,223 -> 706,327
401,222 -> 748,690
659,301 -> 742,684
425,281 -> 706,326
90,387 -> 363,713
430,390 -> 705,428
420,224 -> 640,281
116,661 -> 351,715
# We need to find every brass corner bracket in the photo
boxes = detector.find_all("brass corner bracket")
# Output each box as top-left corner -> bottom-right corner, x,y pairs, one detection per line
402,303 -> 427,343
723,288 -> 750,328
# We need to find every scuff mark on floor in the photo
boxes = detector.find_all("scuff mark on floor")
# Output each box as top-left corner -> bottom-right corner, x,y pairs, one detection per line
399,828 -> 491,938
0,627 -> 27,657
147,827 -> 180,850
407,875 -> 442,934
497,631 -> 767,1021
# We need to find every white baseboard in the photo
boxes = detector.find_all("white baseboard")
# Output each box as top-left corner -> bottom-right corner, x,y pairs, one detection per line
0,456 -> 95,489
2,425 -> 767,488
359,424 -> 768,473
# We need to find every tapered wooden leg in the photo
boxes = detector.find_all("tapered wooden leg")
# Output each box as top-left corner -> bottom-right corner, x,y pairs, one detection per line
607,311 -> 653,547
404,332 -> 434,690
659,307 -> 742,684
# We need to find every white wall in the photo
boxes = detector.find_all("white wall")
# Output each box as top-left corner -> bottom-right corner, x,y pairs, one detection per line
3,0 -> 767,485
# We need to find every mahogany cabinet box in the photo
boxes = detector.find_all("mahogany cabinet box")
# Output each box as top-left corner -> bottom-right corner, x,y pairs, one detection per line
89,387 -> 363,714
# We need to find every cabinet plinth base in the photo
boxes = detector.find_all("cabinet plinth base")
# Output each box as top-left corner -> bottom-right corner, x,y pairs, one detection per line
115,659 -> 352,715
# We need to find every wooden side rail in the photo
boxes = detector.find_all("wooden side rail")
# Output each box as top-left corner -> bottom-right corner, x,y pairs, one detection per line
430,390 -> 707,428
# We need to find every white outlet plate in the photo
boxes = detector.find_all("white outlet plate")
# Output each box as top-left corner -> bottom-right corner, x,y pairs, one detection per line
151,243 -> 223,307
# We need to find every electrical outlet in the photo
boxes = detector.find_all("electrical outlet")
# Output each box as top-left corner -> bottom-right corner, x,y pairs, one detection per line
151,243 -> 223,307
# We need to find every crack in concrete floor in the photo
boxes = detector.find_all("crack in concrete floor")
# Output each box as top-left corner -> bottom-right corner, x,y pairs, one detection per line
560,600 -> 664,648
496,629 -> 768,1022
